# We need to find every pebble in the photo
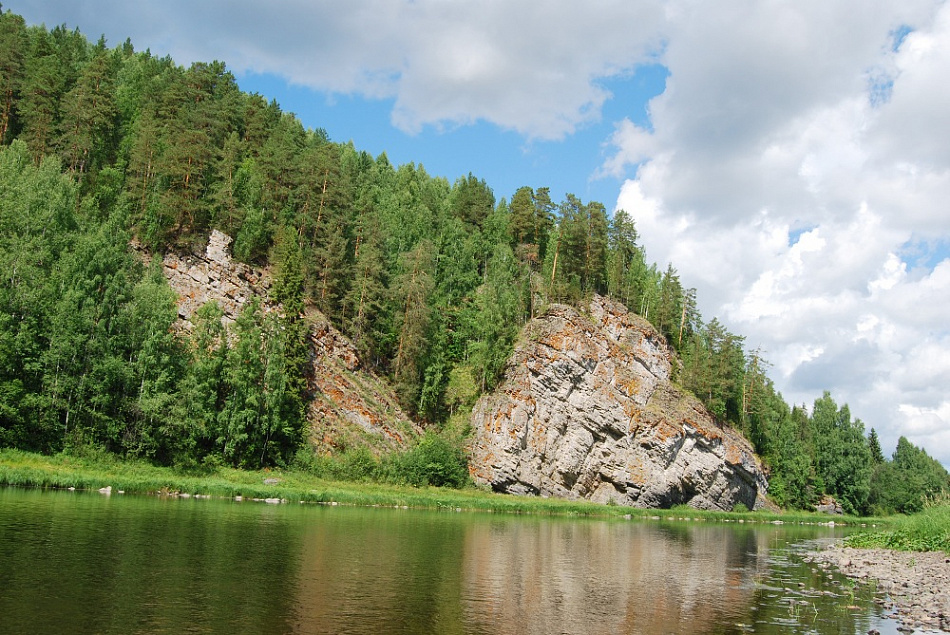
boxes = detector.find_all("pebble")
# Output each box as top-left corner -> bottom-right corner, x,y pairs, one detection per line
811,545 -> 950,633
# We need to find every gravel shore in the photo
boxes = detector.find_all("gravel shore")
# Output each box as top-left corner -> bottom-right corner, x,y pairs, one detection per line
809,544 -> 950,632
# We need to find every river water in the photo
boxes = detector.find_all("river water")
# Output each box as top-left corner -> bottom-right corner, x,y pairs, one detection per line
0,487 -> 905,634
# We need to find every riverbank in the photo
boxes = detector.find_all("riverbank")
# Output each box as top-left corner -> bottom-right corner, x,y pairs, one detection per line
809,544 -> 950,632
0,448 -> 870,525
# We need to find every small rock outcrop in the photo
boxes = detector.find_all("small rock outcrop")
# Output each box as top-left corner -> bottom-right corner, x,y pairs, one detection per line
140,230 -> 420,454
469,296 -> 768,511
815,495 -> 844,515
160,230 -> 270,324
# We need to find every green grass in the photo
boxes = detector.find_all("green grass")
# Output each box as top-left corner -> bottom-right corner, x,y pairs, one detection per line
845,501 -> 950,553
0,447 -> 870,524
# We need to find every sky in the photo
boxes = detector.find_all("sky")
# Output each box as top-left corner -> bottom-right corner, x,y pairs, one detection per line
11,0 -> 950,468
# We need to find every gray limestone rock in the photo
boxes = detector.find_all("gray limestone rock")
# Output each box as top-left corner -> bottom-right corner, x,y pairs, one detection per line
469,295 -> 769,511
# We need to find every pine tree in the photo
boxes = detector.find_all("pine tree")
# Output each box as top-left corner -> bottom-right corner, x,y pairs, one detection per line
218,298 -> 266,466
533,187 -> 555,261
867,428 -> 884,464
584,201 -> 609,294
468,243 -> 523,391
344,217 -> 388,364
450,173 -> 494,228
656,264 -> 683,343
810,392 -> 872,514
508,185 -> 536,247
606,208 -> 640,304
391,241 -> 435,412
18,31 -> 66,162
0,10 -> 26,144
57,42 -> 117,176
174,302 -> 228,462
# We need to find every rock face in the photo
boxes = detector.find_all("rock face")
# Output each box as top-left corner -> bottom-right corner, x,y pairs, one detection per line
160,230 -> 270,324
303,306 -> 420,453
141,230 -> 420,453
469,296 -> 769,511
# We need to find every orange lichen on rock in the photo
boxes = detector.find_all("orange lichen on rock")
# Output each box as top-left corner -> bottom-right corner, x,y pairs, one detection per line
469,295 -> 769,511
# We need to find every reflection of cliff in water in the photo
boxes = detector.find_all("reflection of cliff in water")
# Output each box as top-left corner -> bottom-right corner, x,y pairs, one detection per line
461,520 -> 771,635
1,491 -> 879,635
291,509 -> 779,634
289,508 -> 867,634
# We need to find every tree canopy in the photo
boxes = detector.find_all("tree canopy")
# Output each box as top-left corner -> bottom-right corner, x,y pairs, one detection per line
0,10 -> 944,511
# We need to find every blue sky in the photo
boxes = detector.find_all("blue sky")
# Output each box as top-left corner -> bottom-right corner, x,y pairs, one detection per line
10,0 -> 950,467
235,65 -> 670,209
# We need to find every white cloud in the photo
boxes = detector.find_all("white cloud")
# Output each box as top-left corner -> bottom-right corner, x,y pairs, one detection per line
597,119 -> 658,179
14,0 -> 665,140
872,5 -> 950,166
614,0 -> 950,466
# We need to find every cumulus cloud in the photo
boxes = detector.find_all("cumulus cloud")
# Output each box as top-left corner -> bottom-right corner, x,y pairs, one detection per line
17,0 -> 665,140
872,5 -> 950,166
613,0 -> 950,465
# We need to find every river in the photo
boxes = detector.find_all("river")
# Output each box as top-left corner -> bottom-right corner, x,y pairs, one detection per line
0,487 -> 905,634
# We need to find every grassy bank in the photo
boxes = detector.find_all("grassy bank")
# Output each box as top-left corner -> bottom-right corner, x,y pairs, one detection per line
845,501 -> 950,552
0,448 -> 870,525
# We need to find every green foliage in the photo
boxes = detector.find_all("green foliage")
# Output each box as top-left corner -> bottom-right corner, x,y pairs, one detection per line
0,9 -> 944,511
0,10 -> 27,144
444,365 -> 479,417
867,437 -> 950,515
467,243 -> 525,391
681,318 -> 745,422
293,432 -> 470,489
389,432 -> 471,488
846,500 -> 950,553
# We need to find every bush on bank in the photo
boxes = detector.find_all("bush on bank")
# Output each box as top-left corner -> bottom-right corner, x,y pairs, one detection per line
845,498 -> 950,553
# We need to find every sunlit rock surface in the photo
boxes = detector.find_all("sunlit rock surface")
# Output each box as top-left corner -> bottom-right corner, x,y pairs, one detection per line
469,295 -> 768,510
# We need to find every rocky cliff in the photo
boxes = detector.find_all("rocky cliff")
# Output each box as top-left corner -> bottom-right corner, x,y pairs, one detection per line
142,230 -> 420,454
469,296 -> 769,511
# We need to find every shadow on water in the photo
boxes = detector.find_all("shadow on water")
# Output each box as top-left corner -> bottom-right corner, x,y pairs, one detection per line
0,488 -> 902,634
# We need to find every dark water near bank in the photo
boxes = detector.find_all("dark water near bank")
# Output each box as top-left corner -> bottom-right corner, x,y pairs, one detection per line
0,488 -> 903,634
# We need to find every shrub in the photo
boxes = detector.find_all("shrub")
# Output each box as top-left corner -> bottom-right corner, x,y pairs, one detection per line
388,432 -> 470,488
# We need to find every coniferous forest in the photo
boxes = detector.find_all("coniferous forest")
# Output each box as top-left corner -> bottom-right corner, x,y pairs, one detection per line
0,10 -> 946,515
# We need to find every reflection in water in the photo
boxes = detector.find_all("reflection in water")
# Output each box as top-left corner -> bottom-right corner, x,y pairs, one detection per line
292,508 -> 469,634
0,489 -> 301,634
0,489 -> 895,634
460,519 -> 765,634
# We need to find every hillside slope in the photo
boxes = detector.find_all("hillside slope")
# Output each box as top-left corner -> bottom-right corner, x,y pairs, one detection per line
143,230 -> 421,455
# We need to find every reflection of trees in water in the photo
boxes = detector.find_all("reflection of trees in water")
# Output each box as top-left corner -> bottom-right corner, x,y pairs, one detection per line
0,491 -> 302,634
292,511 -> 880,635
294,508 -> 470,635
6,493 -> 879,635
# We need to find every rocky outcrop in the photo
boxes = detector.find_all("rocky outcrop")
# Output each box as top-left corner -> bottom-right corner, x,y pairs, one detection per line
303,306 -> 420,453
469,296 -> 768,511
140,230 -> 420,453
159,230 -> 271,325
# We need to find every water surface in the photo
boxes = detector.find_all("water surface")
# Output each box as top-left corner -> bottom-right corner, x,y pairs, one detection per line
0,488 -> 902,634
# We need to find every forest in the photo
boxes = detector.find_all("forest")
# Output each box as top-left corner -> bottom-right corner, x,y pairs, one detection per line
0,9 -> 946,515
